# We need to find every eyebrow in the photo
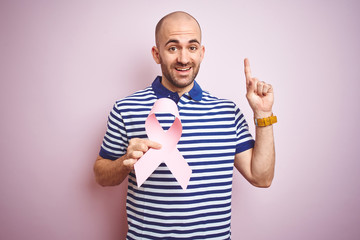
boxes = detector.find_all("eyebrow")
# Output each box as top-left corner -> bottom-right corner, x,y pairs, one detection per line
189,39 -> 200,44
165,39 -> 200,46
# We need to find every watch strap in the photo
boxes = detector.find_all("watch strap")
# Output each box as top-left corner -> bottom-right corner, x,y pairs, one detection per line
254,114 -> 277,127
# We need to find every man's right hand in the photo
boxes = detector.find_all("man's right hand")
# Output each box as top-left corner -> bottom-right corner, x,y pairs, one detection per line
122,138 -> 162,170
94,138 -> 161,186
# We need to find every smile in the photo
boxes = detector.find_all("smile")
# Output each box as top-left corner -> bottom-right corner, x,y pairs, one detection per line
175,67 -> 191,71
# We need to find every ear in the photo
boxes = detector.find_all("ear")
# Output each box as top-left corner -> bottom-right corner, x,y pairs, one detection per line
200,45 -> 205,62
151,46 -> 161,64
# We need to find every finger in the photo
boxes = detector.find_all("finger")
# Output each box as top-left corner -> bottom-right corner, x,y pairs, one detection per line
128,138 -> 162,155
123,158 -> 137,169
262,83 -> 269,96
256,81 -> 264,96
258,81 -> 271,96
127,150 -> 144,159
261,83 -> 272,96
252,77 -> 260,94
244,58 -> 256,93
261,83 -> 273,96
244,58 -> 252,84
128,140 -> 148,153
143,139 -> 162,149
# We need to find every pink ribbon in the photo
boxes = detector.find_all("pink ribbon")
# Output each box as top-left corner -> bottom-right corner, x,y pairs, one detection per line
134,98 -> 192,190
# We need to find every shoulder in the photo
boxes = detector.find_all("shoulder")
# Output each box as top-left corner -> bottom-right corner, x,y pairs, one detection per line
200,90 -> 237,108
113,86 -> 157,111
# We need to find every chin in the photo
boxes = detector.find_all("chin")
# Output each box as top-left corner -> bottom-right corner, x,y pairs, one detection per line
173,77 -> 194,88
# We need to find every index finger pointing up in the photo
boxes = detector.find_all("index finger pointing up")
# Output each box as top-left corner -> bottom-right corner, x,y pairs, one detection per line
244,58 -> 252,84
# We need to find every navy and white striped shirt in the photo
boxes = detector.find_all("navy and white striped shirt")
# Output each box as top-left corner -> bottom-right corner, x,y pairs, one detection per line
100,76 -> 255,240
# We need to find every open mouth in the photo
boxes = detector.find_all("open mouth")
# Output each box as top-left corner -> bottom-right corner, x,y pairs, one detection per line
175,67 -> 191,72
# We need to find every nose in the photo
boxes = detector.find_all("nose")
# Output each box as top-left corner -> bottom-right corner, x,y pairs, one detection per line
177,49 -> 190,65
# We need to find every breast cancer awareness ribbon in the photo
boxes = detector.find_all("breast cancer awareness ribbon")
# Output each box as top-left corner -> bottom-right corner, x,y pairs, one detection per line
134,98 -> 192,190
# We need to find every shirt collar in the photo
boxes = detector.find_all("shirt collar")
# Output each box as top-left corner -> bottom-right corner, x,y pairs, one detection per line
151,76 -> 203,102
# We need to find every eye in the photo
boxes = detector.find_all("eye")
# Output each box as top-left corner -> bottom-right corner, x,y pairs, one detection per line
189,46 -> 197,51
169,46 -> 177,52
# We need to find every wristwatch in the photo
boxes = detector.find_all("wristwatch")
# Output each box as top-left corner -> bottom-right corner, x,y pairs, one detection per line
254,114 -> 277,127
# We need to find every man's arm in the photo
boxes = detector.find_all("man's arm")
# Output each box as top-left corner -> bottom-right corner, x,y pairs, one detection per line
234,125 -> 275,187
94,138 -> 161,186
234,58 -> 275,188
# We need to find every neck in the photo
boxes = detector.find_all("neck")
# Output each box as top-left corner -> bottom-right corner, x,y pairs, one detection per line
161,78 -> 194,97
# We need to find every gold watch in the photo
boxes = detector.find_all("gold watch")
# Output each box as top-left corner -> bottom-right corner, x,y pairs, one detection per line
254,114 -> 277,127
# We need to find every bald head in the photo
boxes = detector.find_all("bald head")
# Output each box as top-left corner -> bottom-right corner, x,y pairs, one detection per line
155,11 -> 202,47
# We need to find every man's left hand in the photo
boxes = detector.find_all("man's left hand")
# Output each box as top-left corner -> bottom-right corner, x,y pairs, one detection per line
244,58 -> 274,118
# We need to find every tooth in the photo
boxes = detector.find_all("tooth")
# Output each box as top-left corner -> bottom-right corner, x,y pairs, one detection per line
177,67 -> 190,71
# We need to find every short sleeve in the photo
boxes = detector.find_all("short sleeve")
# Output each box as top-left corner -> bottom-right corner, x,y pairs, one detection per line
99,103 -> 128,160
234,104 -> 255,154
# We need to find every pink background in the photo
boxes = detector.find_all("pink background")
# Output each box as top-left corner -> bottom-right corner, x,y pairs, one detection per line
1,0 -> 360,239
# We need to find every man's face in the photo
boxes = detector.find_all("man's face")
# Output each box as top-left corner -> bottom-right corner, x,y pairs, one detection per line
152,17 -> 205,92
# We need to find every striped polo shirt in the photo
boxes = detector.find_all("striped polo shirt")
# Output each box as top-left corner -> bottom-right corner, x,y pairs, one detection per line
100,76 -> 255,240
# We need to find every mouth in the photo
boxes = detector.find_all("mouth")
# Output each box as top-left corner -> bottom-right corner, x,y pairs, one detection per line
175,66 -> 191,72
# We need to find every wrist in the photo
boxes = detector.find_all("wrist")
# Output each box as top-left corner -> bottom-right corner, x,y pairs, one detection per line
254,113 -> 277,127
253,111 -> 273,119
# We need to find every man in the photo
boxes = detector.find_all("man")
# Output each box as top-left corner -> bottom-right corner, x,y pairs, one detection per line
94,11 -> 275,239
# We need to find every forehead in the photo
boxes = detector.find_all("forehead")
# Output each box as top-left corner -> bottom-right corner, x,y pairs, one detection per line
158,17 -> 201,44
